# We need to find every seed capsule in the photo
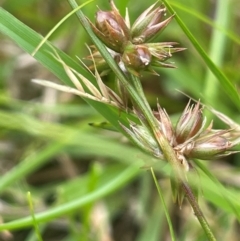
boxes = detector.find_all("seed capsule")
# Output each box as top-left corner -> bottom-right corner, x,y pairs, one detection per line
91,0 -> 130,53
188,134 -> 232,160
122,44 -> 152,75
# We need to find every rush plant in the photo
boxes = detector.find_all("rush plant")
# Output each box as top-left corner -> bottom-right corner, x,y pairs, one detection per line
0,0 -> 239,240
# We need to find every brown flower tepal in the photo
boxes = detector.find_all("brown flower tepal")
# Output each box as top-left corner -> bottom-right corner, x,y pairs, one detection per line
87,1 -> 185,75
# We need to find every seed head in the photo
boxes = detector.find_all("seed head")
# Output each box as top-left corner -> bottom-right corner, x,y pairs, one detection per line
92,5 -> 130,53
119,101 -> 239,206
87,1 -> 184,75
175,101 -> 204,144
121,101 -> 237,166
187,131 -> 233,160
122,44 -> 152,75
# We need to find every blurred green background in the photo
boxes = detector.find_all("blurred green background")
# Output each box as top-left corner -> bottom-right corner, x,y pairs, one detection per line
0,0 -> 240,240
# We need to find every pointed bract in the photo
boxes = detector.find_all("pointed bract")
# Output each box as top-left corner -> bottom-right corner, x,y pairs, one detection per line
175,101 -> 204,144
131,3 -> 169,44
120,121 -> 163,158
87,1 -> 183,74
133,15 -> 174,44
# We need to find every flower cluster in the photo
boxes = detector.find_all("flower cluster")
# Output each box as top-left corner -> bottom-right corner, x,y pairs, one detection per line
87,0 -> 184,76
121,101 -> 236,172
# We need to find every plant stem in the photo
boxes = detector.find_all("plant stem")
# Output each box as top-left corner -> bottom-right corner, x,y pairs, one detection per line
182,182 -> 217,241
130,74 -> 155,124
151,109 -> 217,241
27,192 -> 44,241
151,168 -> 176,241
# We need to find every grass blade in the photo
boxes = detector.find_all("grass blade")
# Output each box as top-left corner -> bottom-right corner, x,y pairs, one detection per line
0,164 -> 139,231
0,7 -> 133,131
151,168 -> 176,241
162,0 -> 240,110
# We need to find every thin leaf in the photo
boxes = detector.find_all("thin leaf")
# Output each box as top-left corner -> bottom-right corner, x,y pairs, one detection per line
194,160 -> 240,221
170,1 -> 240,45
151,168 -> 176,241
27,192 -> 43,241
32,0 -> 94,56
162,0 -> 240,110
0,164 -> 139,231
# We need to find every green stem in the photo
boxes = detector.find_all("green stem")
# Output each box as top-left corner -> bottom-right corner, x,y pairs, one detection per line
151,168 -> 176,241
182,182 -> 217,241
150,96 -> 217,241
27,192 -> 44,241
130,74 -> 154,120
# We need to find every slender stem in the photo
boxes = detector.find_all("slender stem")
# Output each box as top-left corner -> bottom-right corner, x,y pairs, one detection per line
130,74 -> 156,125
151,168 -> 176,241
130,75 -> 149,108
152,123 -> 217,241
182,182 -> 217,241
27,192 -> 44,241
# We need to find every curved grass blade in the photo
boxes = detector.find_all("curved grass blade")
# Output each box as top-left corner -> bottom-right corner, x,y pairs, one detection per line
32,0 -> 94,56
162,0 -> 240,110
194,160 -> 240,221
0,7 -> 135,131
0,164 -> 139,231
170,1 -> 240,45
151,168 -> 176,241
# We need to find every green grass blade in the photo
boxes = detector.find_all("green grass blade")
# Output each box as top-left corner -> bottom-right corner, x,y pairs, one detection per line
0,108 -> 144,194
162,0 -> 240,109
0,164 -> 139,231
0,142 -> 69,193
170,1 -> 240,45
203,0 -> 230,107
0,7 -> 132,131
194,160 -> 240,221
27,192 -> 43,241
137,196 -> 169,241
151,168 -> 176,241
32,0 -> 94,56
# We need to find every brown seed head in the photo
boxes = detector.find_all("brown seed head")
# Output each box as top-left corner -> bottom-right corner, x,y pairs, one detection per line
93,1 -> 130,53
